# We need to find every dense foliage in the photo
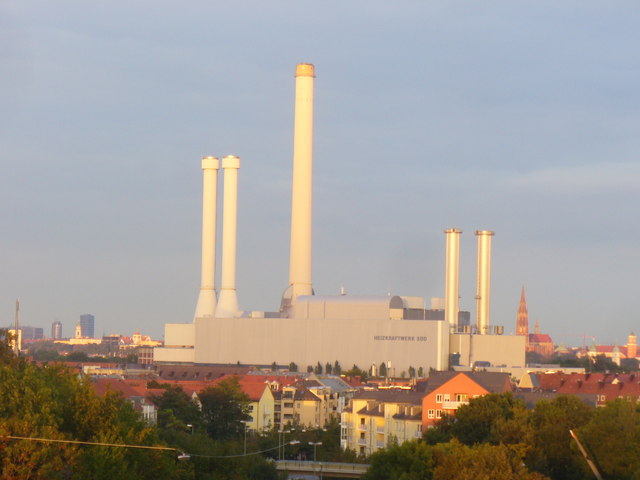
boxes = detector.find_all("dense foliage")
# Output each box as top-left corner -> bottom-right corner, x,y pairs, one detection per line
368,391 -> 640,480
0,363 -> 187,479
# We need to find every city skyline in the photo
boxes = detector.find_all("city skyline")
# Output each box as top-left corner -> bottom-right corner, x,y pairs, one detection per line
1,2 -> 639,344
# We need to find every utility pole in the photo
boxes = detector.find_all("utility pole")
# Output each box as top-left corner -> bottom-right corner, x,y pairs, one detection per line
570,429 -> 603,480
14,299 -> 20,356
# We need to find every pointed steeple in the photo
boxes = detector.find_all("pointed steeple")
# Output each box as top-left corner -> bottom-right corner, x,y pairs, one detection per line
516,285 -> 529,336
534,319 -> 540,335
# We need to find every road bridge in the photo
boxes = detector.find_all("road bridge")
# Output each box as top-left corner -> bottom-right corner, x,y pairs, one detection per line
275,460 -> 369,479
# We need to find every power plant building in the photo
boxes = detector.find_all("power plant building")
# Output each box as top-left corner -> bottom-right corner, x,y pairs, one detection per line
155,64 -> 525,373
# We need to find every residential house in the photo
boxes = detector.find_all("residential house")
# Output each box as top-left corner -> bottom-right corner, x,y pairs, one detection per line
421,371 -> 512,429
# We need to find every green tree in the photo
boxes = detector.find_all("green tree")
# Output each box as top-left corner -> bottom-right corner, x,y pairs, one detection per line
288,361 -> 298,372
0,329 -> 19,367
526,395 -> 593,480
334,360 -> 342,375
424,415 -> 455,445
621,357 -> 639,372
590,354 -> 621,373
379,362 -> 387,377
408,366 -> 416,378
314,362 -> 323,374
66,351 -> 90,362
344,364 -> 368,381
417,367 -> 424,378
363,440 -> 435,480
577,398 -> 640,479
433,440 -> 549,480
148,385 -> 202,432
199,376 -> 250,441
0,362 -> 184,479
450,393 -> 528,446
325,362 -> 333,374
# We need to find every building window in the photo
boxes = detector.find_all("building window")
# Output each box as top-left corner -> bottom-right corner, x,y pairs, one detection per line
360,418 -> 365,425
436,394 -> 443,403
455,394 -> 468,402
443,394 -> 450,402
436,410 -> 442,419
360,432 -> 365,440
428,409 -> 434,419
417,424 -> 422,432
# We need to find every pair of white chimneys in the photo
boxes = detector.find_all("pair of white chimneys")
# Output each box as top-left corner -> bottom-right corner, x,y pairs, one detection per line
445,228 -> 495,335
193,154 -> 241,319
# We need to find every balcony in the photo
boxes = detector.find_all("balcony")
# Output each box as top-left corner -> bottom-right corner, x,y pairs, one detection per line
358,424 -> 368,431
376,426 -> 385,434
414,431 -> 422,438
442,400 -> 469,410
358,439 -> 367,446
376,441 -> 385,448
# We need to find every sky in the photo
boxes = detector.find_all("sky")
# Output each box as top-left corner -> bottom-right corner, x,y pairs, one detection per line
1,2 -> 639,346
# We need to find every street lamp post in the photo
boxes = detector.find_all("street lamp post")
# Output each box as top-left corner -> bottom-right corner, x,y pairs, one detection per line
309,441 -> 322,479
240,421 -> 249,455
279,428 -> 293,460
286,440 -> 300,461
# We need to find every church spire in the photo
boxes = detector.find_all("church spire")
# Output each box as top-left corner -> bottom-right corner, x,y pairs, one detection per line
516,285 -> 529,336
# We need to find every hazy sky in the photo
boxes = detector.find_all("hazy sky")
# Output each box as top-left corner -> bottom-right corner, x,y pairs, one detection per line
2,2 -> 639,346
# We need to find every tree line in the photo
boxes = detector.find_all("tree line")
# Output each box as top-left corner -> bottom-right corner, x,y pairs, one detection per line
365,392 -> 640,479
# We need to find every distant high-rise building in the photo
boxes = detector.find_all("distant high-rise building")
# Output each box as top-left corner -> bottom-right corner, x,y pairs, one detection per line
19,326 -> 43,341
34,327 -> 44,340
79,314 -> 95,339
51,321 -> 62,340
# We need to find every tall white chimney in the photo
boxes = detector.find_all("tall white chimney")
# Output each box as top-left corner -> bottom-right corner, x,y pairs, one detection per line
444,228 -> 462,331
475,230 -> 494,335
216,155 -> 241,318
287,63 -> 315,305
194,156 -> 219,320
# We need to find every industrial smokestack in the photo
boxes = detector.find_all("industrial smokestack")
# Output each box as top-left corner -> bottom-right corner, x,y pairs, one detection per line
444,228 -> 462,331
216,155 -> 241,318
475,230 -> 494,335
285,63 -> 315,309
194,156 -> 219,320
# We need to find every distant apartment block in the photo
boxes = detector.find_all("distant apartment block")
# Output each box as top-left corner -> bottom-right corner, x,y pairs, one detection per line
341,390 -> 424,456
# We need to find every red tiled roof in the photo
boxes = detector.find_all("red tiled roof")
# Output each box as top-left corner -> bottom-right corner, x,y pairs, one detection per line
529,333 -> 553,344
535,372 -> 640,394
92,378 -> 143,398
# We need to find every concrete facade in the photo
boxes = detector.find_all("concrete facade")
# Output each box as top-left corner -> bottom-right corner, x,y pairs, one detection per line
449,332 -> 525,369
156,312 -> 446,375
